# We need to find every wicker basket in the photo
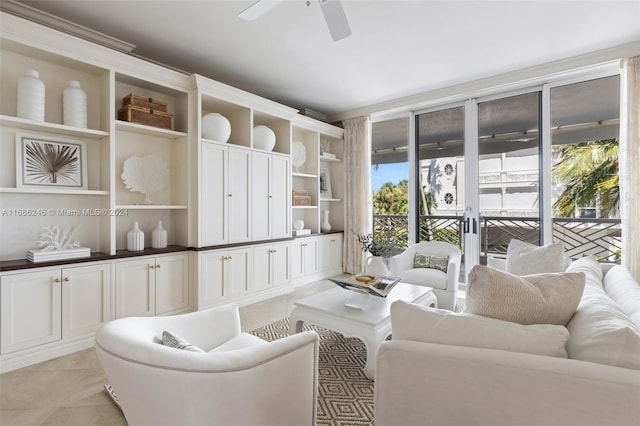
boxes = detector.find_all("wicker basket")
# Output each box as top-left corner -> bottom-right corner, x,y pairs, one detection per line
122,93 -> 168,113
118,105 -> 174,130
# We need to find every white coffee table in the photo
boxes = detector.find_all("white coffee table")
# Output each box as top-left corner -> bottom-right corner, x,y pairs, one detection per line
289,282 -> 437,379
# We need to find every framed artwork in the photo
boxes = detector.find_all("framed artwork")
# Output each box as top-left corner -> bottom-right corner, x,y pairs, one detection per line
319,167 -> 333,199
15,133 -> 88,189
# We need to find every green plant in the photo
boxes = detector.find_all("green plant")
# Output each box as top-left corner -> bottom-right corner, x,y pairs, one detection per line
354,231 -> 395,257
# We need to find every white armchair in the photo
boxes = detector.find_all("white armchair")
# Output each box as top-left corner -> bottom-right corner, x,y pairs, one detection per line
388,241 -> 461,310
95,304 -> 319,426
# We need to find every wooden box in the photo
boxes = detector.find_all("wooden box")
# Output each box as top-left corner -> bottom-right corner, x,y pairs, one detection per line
292,190 -> 312,206
118,105 -> 175,130
122,93 -> 168,113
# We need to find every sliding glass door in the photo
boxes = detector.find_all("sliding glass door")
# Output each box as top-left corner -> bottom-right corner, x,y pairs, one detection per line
371,72 -> 622,286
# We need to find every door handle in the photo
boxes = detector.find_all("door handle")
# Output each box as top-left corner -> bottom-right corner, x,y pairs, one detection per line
464,218 -> 470,234
473,218 -> 478,235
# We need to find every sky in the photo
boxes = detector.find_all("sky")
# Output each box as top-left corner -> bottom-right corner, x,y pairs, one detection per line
371,162 -> 408,192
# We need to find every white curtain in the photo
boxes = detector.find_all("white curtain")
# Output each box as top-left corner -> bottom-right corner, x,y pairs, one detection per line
620,56 -> 640,282
342,116 -> 372,274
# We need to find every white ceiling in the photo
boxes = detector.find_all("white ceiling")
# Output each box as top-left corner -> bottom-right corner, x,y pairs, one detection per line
10,0 -> 640,119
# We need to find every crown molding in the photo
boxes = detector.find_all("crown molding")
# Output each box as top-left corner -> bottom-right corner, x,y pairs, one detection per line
0,0 -> 135,54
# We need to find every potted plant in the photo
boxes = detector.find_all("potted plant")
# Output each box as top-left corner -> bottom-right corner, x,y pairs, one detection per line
355,232 -> 395,276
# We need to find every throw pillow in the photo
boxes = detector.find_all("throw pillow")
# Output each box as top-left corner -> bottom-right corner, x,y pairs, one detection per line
465,265 -> 585,325
391,300 -> 570,358
567,275 -> 640,370
413,253 -> 449,273
505,239 -> 565,275
161,331 -> 205,353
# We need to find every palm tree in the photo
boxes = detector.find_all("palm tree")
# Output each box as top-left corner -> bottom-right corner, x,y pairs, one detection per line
552,138 -> 619,218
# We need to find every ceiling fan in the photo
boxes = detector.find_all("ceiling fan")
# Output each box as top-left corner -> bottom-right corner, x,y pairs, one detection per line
239,0 -> 352,42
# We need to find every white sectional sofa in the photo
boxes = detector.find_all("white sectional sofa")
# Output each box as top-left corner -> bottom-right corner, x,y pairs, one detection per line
375,257 -> 640,426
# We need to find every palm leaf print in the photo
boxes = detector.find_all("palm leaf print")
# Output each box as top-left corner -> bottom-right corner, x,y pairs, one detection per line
24,140 -> 81,185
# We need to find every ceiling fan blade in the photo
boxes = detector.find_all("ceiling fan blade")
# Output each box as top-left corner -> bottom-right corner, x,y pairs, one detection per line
239,0 -> 283,21
319,0 -> 352,41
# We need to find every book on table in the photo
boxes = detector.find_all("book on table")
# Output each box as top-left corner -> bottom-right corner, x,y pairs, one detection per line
329,274 -> 401,298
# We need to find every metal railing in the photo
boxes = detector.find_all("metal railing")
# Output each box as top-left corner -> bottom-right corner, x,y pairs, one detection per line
373,214 -> 622,263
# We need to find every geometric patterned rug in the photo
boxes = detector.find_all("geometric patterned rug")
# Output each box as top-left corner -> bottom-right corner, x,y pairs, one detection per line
250,318 -> 374,426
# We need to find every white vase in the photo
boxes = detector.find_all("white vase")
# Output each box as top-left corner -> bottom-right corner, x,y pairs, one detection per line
253,125 -> 276,151
365,255 -> 390,276
152,221 -> 168,249
17,69 -> 45,122
202,113 -> 231,142
127,221 -> 144,251
321,210 -> 332,233
63,80 -> 87,128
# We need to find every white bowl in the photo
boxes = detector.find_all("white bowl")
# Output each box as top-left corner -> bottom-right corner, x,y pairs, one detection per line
202,113 -> 231,143
253,125 -> 276,151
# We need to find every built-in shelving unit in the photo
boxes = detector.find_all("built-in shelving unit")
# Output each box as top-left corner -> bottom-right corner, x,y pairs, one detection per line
0,10 -> 345,373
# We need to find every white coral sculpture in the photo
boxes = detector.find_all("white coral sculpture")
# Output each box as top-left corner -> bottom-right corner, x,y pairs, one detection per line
320,139 -> 332,154
37,225 -> 81,251
121,155 -> 170,204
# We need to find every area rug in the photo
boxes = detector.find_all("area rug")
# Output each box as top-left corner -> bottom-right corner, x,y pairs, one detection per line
251,318 -> 374,426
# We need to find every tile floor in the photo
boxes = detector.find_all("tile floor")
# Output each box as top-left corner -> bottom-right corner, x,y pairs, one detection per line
0,279 -> 334,426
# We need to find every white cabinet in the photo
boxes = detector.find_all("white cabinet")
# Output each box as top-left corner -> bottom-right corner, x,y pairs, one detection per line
62,263 -> 111,339
1,262 -> 111,354
115,253 -> 188,318
318,234 -> 343,273
201,142 -> 252,246
1,269 -> 62,354
292,237 -> 319,280
252,152 -> 291,241
199,247 -> 252,308
253,242 -> 291,292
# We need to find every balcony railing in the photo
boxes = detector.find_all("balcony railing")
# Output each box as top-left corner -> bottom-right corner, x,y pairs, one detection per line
373,214 -> 622,263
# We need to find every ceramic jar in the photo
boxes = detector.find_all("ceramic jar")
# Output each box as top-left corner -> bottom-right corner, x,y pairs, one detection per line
127,221 -> 144,251
253,125 -> 276,151
152,221 -> 168,249
202,113 -> 231,142
17,69 -> 45,121
63,80 -> 87,128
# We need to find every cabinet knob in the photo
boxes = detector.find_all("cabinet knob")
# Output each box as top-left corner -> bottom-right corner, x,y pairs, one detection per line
228,193 -> 233,197
268,195 -> 273,198
155,264 -> 161,268
53,277 -> 61,283
150,265 -> 156,269
63,277 -> 70,282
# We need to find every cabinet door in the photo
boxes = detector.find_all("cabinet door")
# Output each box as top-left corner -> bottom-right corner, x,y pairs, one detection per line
318,236 -> 333,272
228,147 -> 251,243
252,152 -> 271,241
201,142 -> 228,246
1,270 -> 62,354
291,240 -> 305,280
329,234 -> 343,271
271,242 -> 291,287
252,244 -> 272,292
227,248 -> 252,298
155,254 -> 189,315
62,263 -> 111,339
115,258 -> 155,318
271,155 -> 291,239
304,238 -> 319,275
200,251 -> 227,308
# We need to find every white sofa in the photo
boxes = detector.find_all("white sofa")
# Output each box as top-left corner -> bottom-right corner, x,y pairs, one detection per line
387,241 -> 462,310
375,258 -> 640,426
95,304 -> 319,426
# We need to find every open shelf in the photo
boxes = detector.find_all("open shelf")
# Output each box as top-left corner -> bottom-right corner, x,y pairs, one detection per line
0,187 -> 109,196
0,115 -> 109,139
